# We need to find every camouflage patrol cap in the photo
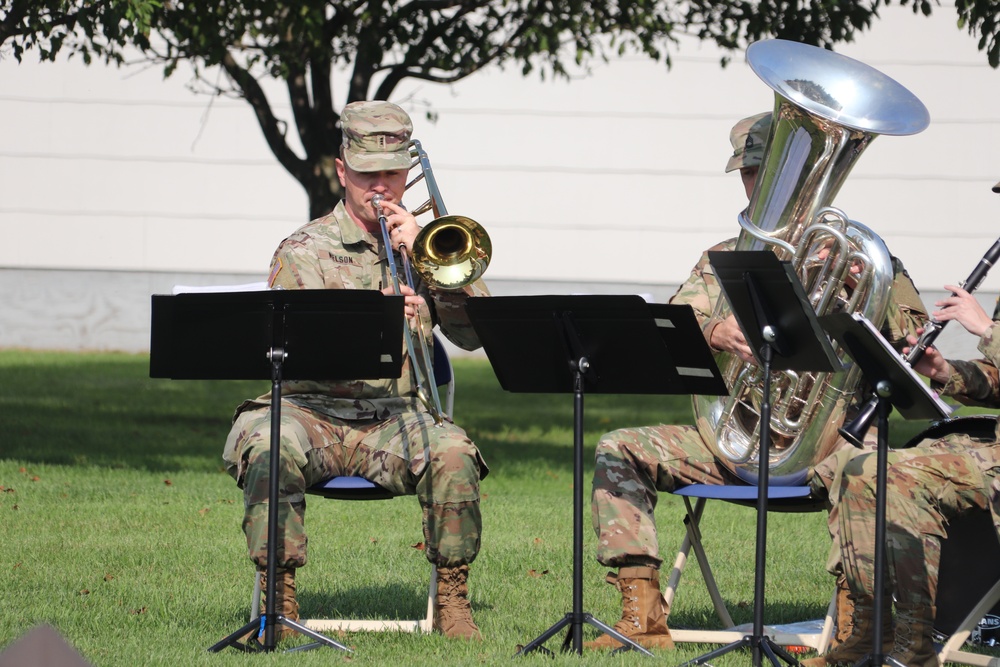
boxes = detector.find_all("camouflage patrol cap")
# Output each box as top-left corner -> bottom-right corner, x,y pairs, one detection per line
725,112 -> 772,173
340,100 -> 413,172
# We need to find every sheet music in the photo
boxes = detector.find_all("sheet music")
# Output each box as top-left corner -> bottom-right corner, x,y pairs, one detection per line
850,313 -> 953,418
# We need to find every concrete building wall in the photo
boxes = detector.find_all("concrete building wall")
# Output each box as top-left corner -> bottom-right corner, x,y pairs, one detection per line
0,267 -> 984,363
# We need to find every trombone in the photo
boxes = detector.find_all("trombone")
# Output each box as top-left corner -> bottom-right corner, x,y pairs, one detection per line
372,139 -> 492,425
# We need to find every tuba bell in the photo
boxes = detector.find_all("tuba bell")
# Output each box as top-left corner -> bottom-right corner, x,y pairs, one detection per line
692,39 -> 930,484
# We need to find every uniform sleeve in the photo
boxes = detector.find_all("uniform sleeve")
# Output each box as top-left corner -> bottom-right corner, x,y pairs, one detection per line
669,242 -> 729,348
267,234 -> 326,290
935,321 -> 1000,408
427,278 -> 491,351
878,257 -> 929,352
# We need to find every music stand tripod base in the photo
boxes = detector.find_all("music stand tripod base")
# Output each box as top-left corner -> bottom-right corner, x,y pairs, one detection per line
514,612 -> 654,657
208,614 -> 352,654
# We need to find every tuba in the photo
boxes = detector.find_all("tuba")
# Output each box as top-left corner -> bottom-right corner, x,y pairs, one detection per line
692,39 -> 930,483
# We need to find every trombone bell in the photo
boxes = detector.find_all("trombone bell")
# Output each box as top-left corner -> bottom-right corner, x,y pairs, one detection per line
411,215 -> 492,290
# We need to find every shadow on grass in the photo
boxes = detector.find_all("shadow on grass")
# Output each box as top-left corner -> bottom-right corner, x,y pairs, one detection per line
1,351 -> 967,476
1,351 -> 691,475
297,582 -> 495,621
1,352 -> 266,472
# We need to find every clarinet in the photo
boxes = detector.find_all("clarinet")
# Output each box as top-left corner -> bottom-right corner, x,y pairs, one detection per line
838,237 -> 1000,447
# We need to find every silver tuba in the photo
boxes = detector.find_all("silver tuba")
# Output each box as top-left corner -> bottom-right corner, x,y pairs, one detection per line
692,39 -> 930,484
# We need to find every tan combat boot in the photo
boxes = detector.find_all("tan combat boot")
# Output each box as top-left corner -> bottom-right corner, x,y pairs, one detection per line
831,573 -> 855,649
584,566 -> 674,650
801,596 -> 891,667
889,605 -> 938,667
245,568 -> 300,644
434,565 -> 481,640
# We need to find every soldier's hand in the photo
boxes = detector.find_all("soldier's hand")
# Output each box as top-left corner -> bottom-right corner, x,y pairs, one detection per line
904,332 -> 952,384
378,200 -> 420,253
933,285 -> 992,337
711,315 -> 755,364
383,284 -> 425,320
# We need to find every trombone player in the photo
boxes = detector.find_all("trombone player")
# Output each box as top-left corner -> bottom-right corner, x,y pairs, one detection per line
222,100 -> 490,642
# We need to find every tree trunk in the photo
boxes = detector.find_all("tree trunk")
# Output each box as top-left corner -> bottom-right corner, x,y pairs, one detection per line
305,171 -> 342,221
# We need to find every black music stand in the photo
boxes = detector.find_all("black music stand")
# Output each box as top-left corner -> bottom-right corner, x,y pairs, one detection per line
465,294 -> 727,657
821,311 -> 951,667
149,289 -> 403,654
680,251 -> 841,667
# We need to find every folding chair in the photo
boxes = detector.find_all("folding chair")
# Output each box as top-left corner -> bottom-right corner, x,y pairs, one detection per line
662,483 -> 837,652
249,332 -> 455,634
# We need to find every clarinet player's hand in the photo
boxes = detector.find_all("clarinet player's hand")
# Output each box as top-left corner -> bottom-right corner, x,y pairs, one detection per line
904,332 -> 953,384
933,285 -> 993,337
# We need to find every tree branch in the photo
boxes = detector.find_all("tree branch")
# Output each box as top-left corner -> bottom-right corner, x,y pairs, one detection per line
220,49 -> 308,185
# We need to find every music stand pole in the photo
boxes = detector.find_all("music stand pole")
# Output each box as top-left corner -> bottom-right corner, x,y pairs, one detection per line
151,289 -> 401,654
515,324 -> 654,657
149,288 -> 404,655
570,356 -> 586,651
208,347 -> 352,654
464,295 -> 727,659
854,384 -> 905,667
818,311 -> 952,667
680,328 -> 799,667
681,251 -> 844,667
753,332 -> 784,665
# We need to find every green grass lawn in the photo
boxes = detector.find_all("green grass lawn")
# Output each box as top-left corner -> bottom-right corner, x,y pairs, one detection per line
0,349 -> 988,666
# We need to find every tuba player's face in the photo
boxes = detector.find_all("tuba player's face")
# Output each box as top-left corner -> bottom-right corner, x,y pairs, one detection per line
739,166 -> 759,201
336,158 -> 408,233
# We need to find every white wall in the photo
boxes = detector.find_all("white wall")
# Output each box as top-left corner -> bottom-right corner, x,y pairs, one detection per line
0,4 -> 998,358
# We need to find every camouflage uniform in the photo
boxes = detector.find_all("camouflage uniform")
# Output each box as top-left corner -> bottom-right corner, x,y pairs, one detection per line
591,237 -> 928,570
836,321 -> 1000,631
223,199 -> 491,571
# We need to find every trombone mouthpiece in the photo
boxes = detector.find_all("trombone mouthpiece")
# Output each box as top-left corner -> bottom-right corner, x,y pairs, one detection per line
371,194 -> 384,209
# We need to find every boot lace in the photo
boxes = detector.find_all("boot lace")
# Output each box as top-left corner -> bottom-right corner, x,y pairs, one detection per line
612,582 -> 641,635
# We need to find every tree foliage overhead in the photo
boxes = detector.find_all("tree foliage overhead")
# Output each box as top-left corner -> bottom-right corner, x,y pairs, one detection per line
4,0 -> 999,219
1,0 -> 156,62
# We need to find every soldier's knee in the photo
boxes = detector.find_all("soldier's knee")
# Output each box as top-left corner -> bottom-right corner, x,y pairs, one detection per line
243,438 -> 296,467
842,453 -> 872,479
595,431 -> 626,460
433,438 -> 480,474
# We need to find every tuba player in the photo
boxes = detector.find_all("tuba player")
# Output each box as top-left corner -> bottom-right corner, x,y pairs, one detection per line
586,112 -> 928,652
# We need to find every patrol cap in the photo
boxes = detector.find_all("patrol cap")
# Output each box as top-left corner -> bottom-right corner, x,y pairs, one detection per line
340,100 -> 413,172
993,179 -> 1000,194
725,112 -> 772,173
